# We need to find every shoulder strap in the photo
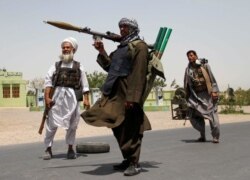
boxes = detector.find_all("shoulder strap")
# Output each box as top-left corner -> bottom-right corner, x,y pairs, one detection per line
200,65 -> 212,94
72,60 -> 82,89
52,61 -> 62,87
72,60 -> 80,70
128,39 -> 144,60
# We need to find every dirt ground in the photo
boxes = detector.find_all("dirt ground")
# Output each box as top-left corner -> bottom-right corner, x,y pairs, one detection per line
0,107 -> 250,146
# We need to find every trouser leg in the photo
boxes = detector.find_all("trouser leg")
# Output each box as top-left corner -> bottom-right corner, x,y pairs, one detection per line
112,126 -> 143,164
112,105 -> 143,164
44,123 -> 57,148
66,127 -> 76,145
209,111 -> 220,139
66,109 -> 79,146
189,110 -> 206,138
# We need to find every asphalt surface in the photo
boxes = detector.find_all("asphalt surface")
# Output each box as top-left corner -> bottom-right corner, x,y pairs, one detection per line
1,121 -> 250,180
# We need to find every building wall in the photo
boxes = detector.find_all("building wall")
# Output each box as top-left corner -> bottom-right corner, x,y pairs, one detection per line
144,89 -> 175,111
88,88 -> 175,110
0,68 -> 175,110
0,69 -> 27,107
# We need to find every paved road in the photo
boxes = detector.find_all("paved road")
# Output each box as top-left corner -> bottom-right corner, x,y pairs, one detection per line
1,121 -> 250,180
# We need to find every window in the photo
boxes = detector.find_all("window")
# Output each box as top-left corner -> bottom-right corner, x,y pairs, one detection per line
3,84 -> 10,98
12,84 -> 20,98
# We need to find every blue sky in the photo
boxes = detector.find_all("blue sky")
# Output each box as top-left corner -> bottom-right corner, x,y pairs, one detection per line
1,0 -> 249,91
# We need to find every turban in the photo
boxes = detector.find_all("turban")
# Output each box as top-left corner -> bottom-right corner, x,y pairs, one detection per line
118,18 -> 139,32
61,37 -> 78,52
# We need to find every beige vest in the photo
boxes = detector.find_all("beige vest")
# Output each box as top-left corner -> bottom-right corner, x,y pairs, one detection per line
200,66 -> 212,94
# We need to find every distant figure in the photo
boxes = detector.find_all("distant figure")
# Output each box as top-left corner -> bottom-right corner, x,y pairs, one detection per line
81,17 -> 151,176
43,37 -> 90,160
184,50 -> 220,143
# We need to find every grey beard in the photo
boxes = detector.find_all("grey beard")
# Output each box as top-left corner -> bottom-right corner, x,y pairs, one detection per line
59,52 -> 74,63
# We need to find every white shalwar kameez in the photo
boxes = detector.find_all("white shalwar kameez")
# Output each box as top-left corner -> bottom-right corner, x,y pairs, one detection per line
44,61 -> 89,147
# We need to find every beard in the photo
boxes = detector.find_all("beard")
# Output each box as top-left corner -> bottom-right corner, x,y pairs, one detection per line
59,51 -> 74,63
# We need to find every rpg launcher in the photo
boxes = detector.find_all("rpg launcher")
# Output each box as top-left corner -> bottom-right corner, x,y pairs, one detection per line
44,20 -> 121,42
43,20 -> 156,49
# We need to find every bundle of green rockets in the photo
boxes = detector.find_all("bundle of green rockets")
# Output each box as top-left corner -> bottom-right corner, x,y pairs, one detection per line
153,27 -> 172,59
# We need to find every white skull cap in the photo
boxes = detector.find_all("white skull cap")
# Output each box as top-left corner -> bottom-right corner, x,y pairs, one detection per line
61,37 -> 78,52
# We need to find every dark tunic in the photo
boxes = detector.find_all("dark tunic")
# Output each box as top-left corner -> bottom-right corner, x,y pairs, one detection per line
81,40 -> 151,163
81,40 -> 151,131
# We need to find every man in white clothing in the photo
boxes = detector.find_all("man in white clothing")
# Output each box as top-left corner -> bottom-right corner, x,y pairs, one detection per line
43,37 -> 90,160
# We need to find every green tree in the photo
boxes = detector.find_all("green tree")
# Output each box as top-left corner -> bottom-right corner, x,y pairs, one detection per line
234,88 -> 250,106
87,71 -> 107,88
153,77 -> 167,89
170,79 -> 180,89
152,78 -> 180,89
219,87 -> 245,114
246,89 -> 250,105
